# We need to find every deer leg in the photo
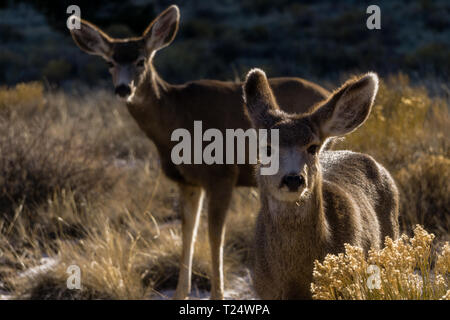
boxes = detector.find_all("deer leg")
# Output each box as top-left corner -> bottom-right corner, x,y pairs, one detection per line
207,180 -> 234,300
173,184 -> 204,300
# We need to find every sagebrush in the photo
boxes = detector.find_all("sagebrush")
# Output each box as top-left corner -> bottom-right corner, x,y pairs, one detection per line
311,225 -> 449,300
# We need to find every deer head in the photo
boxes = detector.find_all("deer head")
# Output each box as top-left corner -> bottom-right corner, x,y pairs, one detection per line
70,5 -> 180,100
243,69 -> 378,202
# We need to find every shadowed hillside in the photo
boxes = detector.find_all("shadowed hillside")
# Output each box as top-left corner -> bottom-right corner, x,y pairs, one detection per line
0,0 -> 449,85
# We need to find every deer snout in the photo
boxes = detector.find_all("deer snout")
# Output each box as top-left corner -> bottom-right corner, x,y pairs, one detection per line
280,174 -> 305,192
115,85 -> 131,98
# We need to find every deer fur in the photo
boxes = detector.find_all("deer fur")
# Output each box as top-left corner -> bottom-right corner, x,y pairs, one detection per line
243,68 -> 399,300
70,5 -> 329,299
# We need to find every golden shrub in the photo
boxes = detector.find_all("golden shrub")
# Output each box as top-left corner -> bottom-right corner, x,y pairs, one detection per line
338,73 -> 448,169
0,82 -> 45,116
311,225 -> 450,300
395,155 -> 449,239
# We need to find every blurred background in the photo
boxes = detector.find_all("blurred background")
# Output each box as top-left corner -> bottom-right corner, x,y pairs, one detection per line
0,0 -> 449,87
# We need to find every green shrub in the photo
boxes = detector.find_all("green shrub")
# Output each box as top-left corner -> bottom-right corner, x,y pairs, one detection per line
42,59 -> 72,83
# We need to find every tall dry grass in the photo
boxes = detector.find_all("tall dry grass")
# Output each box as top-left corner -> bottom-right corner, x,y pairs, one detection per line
0,73 -> 448,299
0,82 -> 258,299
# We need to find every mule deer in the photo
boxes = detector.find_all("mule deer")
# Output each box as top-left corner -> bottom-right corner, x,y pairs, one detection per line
70,5 -> 329,299
243,69 -> 399,299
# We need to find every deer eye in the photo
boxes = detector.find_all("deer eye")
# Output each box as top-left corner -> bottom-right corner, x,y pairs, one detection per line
136,59 -> 145,67
307,144 -> 319,155
106,61 -> 114,68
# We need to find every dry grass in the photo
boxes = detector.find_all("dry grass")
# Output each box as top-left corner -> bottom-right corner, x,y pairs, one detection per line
0,82 -> 45,115
0,74 -> 448,299
2,176 -> 257,299
0,83 -> 258,299
0,119 -> 116,221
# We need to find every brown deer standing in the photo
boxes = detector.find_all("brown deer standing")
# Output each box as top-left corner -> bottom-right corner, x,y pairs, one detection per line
243,69 -> 399,299
70,5 -> 329,299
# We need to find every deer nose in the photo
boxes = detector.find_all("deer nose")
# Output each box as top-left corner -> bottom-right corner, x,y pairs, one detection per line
281,174 -> 305,192
115,85 -> 131,98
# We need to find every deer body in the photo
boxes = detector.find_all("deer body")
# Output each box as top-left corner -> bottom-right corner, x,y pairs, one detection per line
243,69 -> 399,300
70,6 -> 329,299
254,150 -> 399,299
127,69 -> 328,187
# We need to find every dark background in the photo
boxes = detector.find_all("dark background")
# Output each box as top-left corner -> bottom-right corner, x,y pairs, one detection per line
0,0 -> 449,87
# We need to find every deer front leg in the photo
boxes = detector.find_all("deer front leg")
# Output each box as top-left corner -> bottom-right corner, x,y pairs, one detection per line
207,179 -> 235,300
173,184 -> 204,300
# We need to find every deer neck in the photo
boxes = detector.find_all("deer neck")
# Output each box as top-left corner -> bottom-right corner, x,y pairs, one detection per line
130,56 -> 170,106
125,57 -> 177,146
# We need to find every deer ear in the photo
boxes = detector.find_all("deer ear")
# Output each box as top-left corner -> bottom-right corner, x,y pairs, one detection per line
70,17 -> 112,59
143,5 -> 180,52
243,68 -> 282,129
312,73 -> 379,138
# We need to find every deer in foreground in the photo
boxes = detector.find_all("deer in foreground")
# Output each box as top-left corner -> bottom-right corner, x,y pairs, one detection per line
243,69 -> 399,299
70,5 -> 330,299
